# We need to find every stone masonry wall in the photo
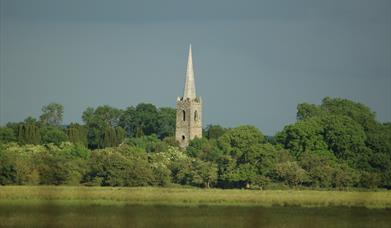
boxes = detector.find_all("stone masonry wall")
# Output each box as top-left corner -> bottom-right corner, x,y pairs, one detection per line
175,97 -> 202,148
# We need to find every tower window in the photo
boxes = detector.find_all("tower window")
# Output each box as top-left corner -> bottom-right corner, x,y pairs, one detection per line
182,135 -> 185,140
194,110 -> 198,121
182,110 -> 186,121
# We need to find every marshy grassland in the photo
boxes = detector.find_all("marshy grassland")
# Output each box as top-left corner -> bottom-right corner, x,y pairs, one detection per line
0,186 -> 390,208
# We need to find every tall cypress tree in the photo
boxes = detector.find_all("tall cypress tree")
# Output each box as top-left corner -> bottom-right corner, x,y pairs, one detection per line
102,127 -> 126,148
18,124 -> 41,145
67,123 -> 88,146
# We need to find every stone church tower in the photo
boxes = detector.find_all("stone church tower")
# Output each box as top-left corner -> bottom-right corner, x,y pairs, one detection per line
175,45 -> 202,148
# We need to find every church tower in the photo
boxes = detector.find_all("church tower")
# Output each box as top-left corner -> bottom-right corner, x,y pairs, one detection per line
175,45 -> 202,148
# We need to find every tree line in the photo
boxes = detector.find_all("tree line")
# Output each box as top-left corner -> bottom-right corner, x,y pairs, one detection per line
0,103 -> 176,149
0,97 -> 390,189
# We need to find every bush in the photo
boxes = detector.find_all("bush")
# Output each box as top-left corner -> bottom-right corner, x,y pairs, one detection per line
359,171 -> 381,189
84,145 -> 155,186
274,161 -> 308,186
332,164 -> 359,189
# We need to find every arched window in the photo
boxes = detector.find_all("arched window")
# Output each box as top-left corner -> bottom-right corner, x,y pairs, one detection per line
194,110 -> 198,121
182,110 -> 186,121
182,135 -> 185,140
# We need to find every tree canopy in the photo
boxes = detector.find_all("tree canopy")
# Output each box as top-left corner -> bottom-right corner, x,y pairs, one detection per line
39,103 -> 64,126
0,97 -> 390,189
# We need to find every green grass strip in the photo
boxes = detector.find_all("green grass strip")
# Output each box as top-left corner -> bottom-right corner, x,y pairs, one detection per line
0,186 -> 390,208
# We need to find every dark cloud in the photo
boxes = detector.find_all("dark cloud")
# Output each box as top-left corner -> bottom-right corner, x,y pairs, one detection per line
1,0 -> 390,134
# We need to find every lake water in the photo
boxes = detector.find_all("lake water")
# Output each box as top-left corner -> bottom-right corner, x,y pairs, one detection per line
0,204 -> 390,227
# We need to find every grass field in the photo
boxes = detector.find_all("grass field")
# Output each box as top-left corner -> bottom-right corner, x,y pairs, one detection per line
0,186 -> 390,208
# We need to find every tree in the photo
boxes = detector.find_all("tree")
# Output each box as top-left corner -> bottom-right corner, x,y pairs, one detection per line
118,106 -> 136,136
40,125 -> 68,145
359,171 -> 381,189
39,103 -> 64,126
94,105 -> 122,128
0,127 -> 16,143
149,153 -> 172,186
296,103 -> 323,120
322,115 -> 367,163
364,123 -> 391,187
274,161 -> 308,187
216,126 -> 277,188
205,125 -> 227,139
84,148 -> 129,186
189,159 -> 218,188
82,107 -> 104,149
24,116 -> 39,125
275,117 -> 327,158
37,143 -> 87,185
321,97 -> 376,131
218,125 -> 265,159
0,143 -> 41,185
369,151 -> 391,188
244,144 -> 278,177
84,145 -> 154,186
162,136 -> 180,147
119,103 -> 159,137
82,105 -> 123,149
172,157 -> 193,185
1,97 -> 389,190
156,107 -> 176,139
0,146 -> 17,184
366,122 -> 391,155
187,137 -> 217,160
125,135 -> 169,153
230,163 -> 258,188
298,150 -> 338,188
223,144 -> 278,188
102,127 -> 126,148
332,164 -> 359,189
67,123 -> 88,146
17,123 -> 41,145
117,145 -> 155,186
148,146 -> 190,186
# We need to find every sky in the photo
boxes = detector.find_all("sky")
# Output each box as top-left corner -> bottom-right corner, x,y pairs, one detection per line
0,0 -> 390,135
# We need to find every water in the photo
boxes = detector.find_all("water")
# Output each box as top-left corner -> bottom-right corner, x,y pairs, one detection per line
0,204 -> 390,227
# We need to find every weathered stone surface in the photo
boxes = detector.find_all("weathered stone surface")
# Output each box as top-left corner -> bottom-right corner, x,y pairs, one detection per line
175,45 -> 202,148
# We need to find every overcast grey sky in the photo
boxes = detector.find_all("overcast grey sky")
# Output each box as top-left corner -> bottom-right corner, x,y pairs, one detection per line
0,0 -> 390,135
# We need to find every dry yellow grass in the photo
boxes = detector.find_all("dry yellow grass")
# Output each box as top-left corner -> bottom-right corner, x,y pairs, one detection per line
0,186 -> 390,208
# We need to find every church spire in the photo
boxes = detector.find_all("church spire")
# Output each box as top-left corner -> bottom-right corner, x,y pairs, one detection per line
183,44 -> 196,99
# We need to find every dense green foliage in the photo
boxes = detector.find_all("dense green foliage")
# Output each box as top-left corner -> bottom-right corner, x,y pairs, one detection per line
0,97 -> 390,189
1,103 -> 176,149
39,103 -> 64,126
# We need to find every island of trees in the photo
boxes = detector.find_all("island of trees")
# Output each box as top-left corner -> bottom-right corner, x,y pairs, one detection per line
0,97 -> 390,190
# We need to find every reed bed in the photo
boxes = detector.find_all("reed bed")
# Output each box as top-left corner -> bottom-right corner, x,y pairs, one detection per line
0,186 -> 390,208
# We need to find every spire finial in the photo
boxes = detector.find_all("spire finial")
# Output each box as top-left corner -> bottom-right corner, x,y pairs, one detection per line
183,44 -> 196,99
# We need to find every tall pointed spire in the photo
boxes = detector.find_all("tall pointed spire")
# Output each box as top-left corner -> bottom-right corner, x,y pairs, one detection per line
183,44 -> 196,99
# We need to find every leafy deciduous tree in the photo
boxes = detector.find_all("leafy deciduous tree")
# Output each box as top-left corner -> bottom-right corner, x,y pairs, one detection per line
39,103 -> 64,126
